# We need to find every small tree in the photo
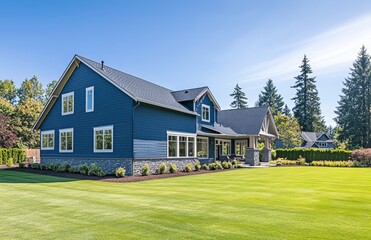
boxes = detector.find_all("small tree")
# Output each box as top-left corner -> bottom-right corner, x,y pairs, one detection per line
0,79 -> 17,104
230,84 -> 248,109
274,113 -> 302,148
17,75 -> 45,103
0,114 -> 18,148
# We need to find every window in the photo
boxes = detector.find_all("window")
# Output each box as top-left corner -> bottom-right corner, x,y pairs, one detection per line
86,86 -> 94,112
235,140 -> 247,156
197,137 -> 208,158
62,92 -> 74,115
202,104 -> 210,122
319,142 -> 327,147
94,126 -> 113,152
59,128 -> 73,152
167,132 -> 196,158
215,139 -> 231,156
41,130 -> 54,150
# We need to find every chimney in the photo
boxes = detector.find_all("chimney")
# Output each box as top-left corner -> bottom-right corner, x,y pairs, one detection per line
101,61 -> 104,70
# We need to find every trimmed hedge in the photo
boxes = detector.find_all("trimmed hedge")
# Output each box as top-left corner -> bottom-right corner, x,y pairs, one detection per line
275,149 -> 351,162
0,149 -> 26,165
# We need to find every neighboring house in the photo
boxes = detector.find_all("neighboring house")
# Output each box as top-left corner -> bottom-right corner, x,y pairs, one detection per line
300,132 -> 334,149
33,55 -> 278,175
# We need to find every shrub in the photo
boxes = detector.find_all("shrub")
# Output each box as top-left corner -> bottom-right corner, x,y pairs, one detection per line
297,156 -> 306,165
142,164 -> 150,176
169,163 -> 177,173
88,163 -> 106,177
6,158 -> 13,167
201,164 -> 209,170
236,163 -> 244,168
194,160 -> 201,171
215,161 -> 223,170
30,163 -> 40,169
79,163 -> 90,175
159,162 -> 167,174
275,148 -> 351,162
222,161 -> 232,169
351,149 -> 371,166
209,163 -> 217,170
232,159 -> 239,167
114,167 -> 126,177
19,162 -> 26,168
311,160 -> 355,167
56,163 -> 70,172
68,166 -> 79,173
0,149 -> 26,165
184,163 -> 193,172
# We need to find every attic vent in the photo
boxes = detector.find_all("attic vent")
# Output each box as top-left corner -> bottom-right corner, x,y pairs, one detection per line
101,61 -> 104,70
185,90 -> 189,93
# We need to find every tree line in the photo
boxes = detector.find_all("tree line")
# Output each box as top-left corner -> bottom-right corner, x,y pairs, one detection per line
229,46 -> 371,149
0,76 -> 57,148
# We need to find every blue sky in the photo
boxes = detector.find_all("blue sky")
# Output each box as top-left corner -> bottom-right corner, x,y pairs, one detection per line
1,0 -> 371,126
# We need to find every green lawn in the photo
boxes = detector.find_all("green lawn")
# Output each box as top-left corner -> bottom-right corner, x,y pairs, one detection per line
0,167 -> 370,240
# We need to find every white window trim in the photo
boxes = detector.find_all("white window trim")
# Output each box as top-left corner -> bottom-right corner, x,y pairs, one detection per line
235,140 -> 247,156
215,139 -> 231,156
59,128 -> 74,153
196,136 -> 209,159
94,125 -> 114,153
166,131 -> 196,158
41,130 -> 55,150
201,104 -> 210,122
61,92 -> 74,115
85,86 -> 94,112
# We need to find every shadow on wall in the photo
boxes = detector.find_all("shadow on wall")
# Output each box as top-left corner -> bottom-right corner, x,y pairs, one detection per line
0,169 -> 78,184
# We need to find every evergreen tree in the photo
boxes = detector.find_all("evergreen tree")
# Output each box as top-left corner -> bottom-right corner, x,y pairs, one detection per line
257,79 -> 284,115
283,104 -> 292,118
230,84 -> 248,109
291,55 -> 326,132
335,46 -> 371,148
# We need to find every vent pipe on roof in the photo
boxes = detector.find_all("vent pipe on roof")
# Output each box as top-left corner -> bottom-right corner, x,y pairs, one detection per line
101,61 -> 104,70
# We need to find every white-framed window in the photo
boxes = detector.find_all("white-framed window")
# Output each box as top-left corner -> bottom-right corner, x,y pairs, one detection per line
41,130 -> 54,150
86,86 -> 94,112
216,139 -> 231,156
235,140 -> 247,156
197,137 -> 208,158
167,131 -> 196,158
59,128 -> 73,153
319,142 -> 327,147
201,104 -> 210,122
61,92 -> 74,115
94,125 -> 113,152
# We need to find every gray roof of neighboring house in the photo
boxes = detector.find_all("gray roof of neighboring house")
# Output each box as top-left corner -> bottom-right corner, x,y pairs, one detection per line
218,107 -> 269,135
171,87 -> 208,102
77,55 -> 195,115
301,131 -> 333,142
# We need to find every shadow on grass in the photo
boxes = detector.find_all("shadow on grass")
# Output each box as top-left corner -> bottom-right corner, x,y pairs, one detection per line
0,168 -> 79,183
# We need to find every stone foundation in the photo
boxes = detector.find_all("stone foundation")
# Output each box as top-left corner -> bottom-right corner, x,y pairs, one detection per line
132,158 -> 197,176
245,148 -> 260,166
40,158 -> 133,176
262,148 -> 272,162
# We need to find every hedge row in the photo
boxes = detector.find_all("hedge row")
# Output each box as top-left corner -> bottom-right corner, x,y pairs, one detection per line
275,148 -> 351,162
0,149 -> 26,164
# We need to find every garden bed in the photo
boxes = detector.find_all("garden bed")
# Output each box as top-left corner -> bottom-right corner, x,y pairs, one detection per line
7,167 -> 239,182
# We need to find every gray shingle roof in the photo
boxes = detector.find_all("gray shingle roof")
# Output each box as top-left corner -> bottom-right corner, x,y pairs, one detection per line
301,132 -> 325,142
200,123 -> 236,135
171,87 -> 208,102
218,107 -> 268,135
76,55 -> 195,115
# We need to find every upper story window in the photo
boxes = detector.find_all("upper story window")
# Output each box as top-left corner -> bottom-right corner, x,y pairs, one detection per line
62,92 -> 74,115
94,125 -> 113,152
319,142 -> 327,147
167,131 -> 196,158
86,86 -> 94,112
59,128 -> 73,153
41,130 -> 54,150
202,104 -> 210,122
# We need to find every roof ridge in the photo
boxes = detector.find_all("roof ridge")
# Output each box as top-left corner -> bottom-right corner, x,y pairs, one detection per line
221,106 -> 268,112
171,86 -> 208,93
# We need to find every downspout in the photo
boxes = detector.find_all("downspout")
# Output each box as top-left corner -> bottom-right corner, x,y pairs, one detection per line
132,101 -> 141,175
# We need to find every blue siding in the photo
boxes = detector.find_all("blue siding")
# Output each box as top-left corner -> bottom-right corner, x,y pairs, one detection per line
179,100 -> 194,111
40,62 -> 134,158
195,94 -> 215,126
133,103 -> 196,141
318,134 -> 329,141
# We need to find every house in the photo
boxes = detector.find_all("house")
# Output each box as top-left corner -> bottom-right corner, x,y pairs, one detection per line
300,131 -> 334,149
33,55 -> 278,175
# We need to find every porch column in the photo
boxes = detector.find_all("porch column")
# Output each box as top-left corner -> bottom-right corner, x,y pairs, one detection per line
245,136 -> 259,166
262,137 -> 272,162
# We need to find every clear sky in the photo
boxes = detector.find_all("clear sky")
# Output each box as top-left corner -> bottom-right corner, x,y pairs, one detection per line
1,0 -> 371,126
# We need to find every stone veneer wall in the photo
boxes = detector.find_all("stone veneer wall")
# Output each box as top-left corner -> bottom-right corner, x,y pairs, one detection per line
41,158 -> 133,176
133,158 -> 197,176
245,148 -> 260,166
262,148 -> 272,162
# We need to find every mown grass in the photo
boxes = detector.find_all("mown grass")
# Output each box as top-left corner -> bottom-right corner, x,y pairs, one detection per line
0,167 -> 370,239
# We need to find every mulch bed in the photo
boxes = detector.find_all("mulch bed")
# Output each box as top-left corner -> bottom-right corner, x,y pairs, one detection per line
4,167 -> 240,183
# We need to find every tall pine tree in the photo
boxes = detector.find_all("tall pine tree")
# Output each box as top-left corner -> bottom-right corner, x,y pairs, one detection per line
291,55 -> 326,132
230,84 -> 248,109
257,79 -> 284,115
335,46 -> 371,148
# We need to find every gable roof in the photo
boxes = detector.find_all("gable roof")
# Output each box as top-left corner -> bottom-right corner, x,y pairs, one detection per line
171,86 -> 221,110
33,55 -> 196,130
301,131 -> 333,142
218,107 -> 278,136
